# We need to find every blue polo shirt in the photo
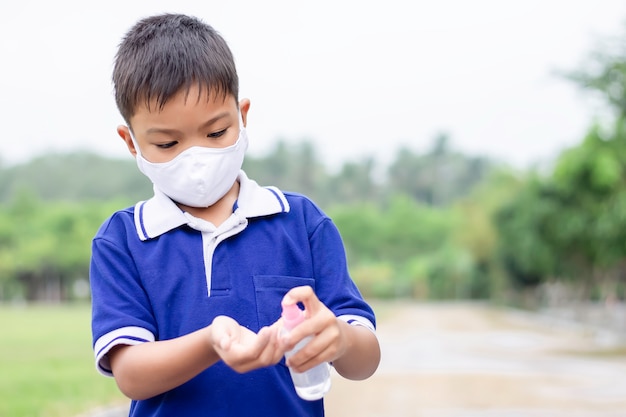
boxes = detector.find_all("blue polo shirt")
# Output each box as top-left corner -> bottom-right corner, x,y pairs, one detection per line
90,171 -> 376,417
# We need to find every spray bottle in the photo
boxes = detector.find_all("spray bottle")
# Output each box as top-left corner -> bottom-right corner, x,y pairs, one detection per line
281,303 -> 331,401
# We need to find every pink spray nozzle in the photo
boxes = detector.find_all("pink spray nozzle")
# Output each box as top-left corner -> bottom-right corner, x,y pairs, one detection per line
281,303 -> 305,330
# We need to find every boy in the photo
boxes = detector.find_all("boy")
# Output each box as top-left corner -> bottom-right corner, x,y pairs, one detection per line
90,13 -> 380,417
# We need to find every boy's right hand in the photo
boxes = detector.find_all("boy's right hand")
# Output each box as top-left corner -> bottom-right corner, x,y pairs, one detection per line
209,315 -> 285,373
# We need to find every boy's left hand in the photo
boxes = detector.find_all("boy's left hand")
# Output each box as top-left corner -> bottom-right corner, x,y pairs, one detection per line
279,285 -> 348,373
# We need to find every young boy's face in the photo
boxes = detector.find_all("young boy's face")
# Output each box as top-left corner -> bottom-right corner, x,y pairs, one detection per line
118,85 -> 250,163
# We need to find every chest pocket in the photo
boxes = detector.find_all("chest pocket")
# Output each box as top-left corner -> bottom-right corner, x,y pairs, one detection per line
253,275 -> 315,328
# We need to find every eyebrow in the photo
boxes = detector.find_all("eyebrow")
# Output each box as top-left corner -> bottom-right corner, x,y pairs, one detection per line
145,112 -> 232,136
200,111 -> 231,129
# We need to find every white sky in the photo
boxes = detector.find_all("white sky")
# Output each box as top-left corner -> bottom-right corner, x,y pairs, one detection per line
1,0 -> 625,170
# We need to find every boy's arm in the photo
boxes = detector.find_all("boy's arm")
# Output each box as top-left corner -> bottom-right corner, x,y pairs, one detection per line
280,286 -> 381,381
109,316 -> 284,400
330,320 -> 380,380
109,327 -> 218,400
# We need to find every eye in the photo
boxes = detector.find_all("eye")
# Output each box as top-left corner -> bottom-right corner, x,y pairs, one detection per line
207,129 -> 227,138
156,141 -> 178,149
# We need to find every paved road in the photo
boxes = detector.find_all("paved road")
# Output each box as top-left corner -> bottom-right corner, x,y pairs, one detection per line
325,302 -> 626,417
86,302 -> 626,417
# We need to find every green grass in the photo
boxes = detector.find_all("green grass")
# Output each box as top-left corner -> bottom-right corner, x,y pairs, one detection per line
0,304 -> 126,417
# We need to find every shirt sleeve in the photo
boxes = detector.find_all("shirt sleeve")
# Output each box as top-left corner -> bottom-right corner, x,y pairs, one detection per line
90,215 -> 157,376
337,314 -> 376,333
308,215 -> 377,331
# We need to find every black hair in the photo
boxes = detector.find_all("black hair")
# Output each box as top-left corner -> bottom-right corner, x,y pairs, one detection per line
113,13 -> 239,123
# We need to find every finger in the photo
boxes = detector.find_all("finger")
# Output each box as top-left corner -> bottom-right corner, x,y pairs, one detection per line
255,327 -> 285,366
285,318 -> 343,369
227,327 -> 282,372
280,308 -> 335,351
285,325 -> 339,372
211,316 -> 239,351
230,327 -> 270,358
281,286 -> 326,321
255,326 -> 271,346
286,342 -> 331,373
220,335 -> 233,351
281,286 -> 317,311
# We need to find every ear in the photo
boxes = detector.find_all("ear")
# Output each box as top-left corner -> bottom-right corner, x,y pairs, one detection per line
239,98 -> 251,127
117,125 -> 138,157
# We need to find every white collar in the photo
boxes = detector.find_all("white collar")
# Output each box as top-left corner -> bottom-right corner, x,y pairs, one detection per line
133,170 -> 290,241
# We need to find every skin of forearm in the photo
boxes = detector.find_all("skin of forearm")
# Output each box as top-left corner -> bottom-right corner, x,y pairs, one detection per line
109,327 -> 219,400
108,317 -> 380,400
331,320 -> 381,380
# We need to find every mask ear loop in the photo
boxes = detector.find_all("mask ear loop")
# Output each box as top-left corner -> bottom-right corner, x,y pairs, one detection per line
239,111 -> 245,131
128,129 -> 144,158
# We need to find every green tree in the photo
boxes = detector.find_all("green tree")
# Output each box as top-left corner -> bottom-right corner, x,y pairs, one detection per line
0,152 -> 152,203
494,176 -> 561,289
325,157 -> 380,206
452,172 -> 513,299
387,133 -> 494,206
243,139 -> 329,204
0,192 -> 131,301
551,121 -> 626,296
566,31 -> 626,117
495,121 -> 626,301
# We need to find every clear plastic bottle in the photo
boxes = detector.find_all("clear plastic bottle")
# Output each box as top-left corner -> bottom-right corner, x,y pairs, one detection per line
281,303 -> 331,401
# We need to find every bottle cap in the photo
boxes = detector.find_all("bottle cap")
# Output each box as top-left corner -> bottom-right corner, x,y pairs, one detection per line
281,303 -> 305,330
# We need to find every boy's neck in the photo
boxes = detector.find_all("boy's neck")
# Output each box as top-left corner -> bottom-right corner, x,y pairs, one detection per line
178,181 -> 240,227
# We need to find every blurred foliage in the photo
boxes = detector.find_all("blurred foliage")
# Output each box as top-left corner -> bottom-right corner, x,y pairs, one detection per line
0,190 -> 132,301
565,29 -> 626,118
387,133 -> 493,206
495,120 -> 626,300
0,136 -> 497,302
0,152 -> 153,203
3,28 -> 626,304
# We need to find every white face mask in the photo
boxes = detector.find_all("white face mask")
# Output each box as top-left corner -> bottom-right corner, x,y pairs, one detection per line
132,127 -> 248,207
